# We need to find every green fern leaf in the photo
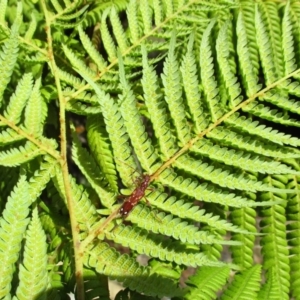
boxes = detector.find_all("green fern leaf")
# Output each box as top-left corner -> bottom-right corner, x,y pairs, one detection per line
0,141 -> 43,166
3,73 -> 33,125
118,53 -> 158,172
0,128 -> 25,145
24,12 -> 37,41
217,20 -> 243,107
127,0 -> 139,43
127,204 -> 240,246
106,224 -> 230,268
28,156 -> 56,201
185,266 -> 230,300
200,19 -> 225,121
220,265 -> 261,300
207,126 -> 300,159
101,9 -> 117,62
282,2 -> 297,75
236,10 -> 260,96
15,208 -> 48,300
141,46 -> 179,159
77,71 -> 139,188
159,168 -> 270,208
0,2 -> 22,106
231,207 -> 256,269
243,101 -> 300,127
258,268 -> 280,300
78,25 -> 107,72
72,131 -> 116,208
149,190 -> 250,234
286,166 -> 300,299
161,32 -> 191,144
86,114 -> 119,192
258,2 -> 284,79
181,33 -> 209,133
226,112 -> 300,147
0,175 -> 31,298
85,242 -> 184,298
0,0 -> 7,25
260,175 -> 290,300
24,78 -> 47,136
110,7 -> 128,53
191,138 -> 299,176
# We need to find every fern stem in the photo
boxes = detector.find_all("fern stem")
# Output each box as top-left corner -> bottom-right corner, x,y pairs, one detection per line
41,1 -> 85,299
152,68 -> 300,180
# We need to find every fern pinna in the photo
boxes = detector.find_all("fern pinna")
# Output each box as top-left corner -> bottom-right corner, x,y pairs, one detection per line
0,0 -> 300,299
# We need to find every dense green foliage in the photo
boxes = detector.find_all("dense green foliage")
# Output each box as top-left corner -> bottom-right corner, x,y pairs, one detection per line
0,0 -> 300,299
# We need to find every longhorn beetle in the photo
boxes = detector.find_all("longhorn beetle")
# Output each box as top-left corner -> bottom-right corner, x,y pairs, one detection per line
118,174 -> 151,217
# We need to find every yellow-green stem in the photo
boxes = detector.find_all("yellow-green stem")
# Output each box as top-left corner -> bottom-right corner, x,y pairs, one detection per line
40,0 -> 84,298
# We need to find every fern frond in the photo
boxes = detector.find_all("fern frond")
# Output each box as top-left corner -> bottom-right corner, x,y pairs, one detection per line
181,33 -> 209,133
59,68 -> 86,90
200,19 -> 225,121
140,0 -> 152,34
0,175 -> 30,298
101,9 -> 117,62
0,141 -> 43,166
260,175 -> 290,300
286,169 -> 300,300
110,7 -> 128,53
236,10 -> 260,96
0,0 -> 6,25
0,128 -> 25,145
0,2 -> 21,105
86,114 -> 119,192
24,78 -> 48,136
15,208 -> 48,299
255,4 -> 280,84
258,268 -> 280,300
118,54 -> 158,172
161,32 -> 191,144
175,154 -> 262,192
24,12 -> 37,41
226,112 -> 300,147
244,100 -> 300,128
217,20 -> 243,107
230,207 -> 256,269
141,46 -> 179,159
259,2 -> 284,79
55,4 -> 89,22
77,71 -> 139,188
3,73 -> 33,124
126,0 -> 139,43
78,25 -> 107,73
107,224 -> 228,268
28,156 -> 56,201
208,126 -> 300,159
192,138 -> 299,176
282,2 -> 297,75
127,204 -> 240,247
185,266 -> 230,300
149,190 -> 249,234
72,131 -> 116,208
220,265 -> 261,300
85,242 -> 184,298
159,168 -> 272,208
